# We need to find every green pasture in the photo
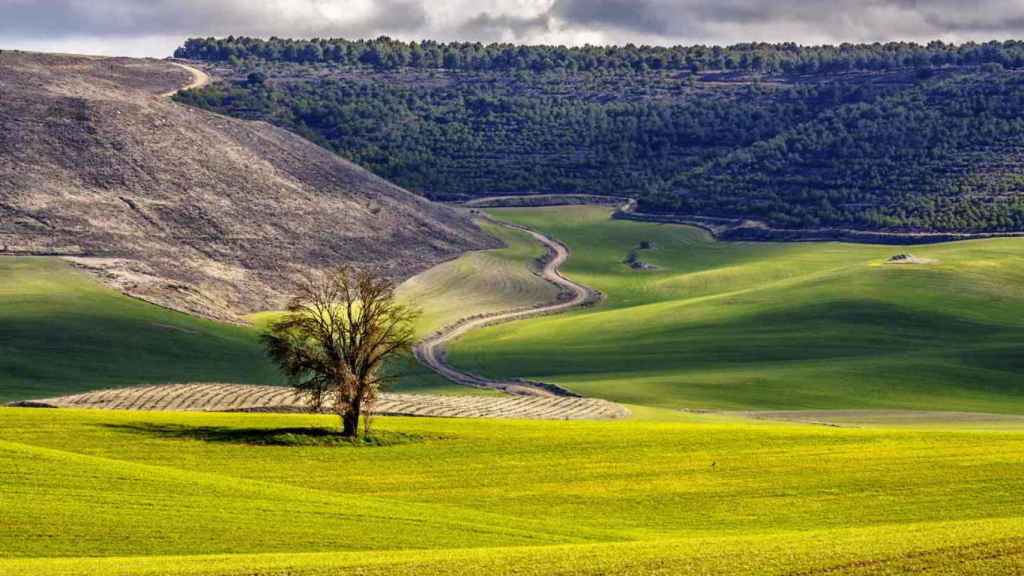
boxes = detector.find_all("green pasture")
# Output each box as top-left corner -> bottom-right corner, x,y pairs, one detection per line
449,206 -> 1024,412
396,219 -> 558,333
0,219 -> 552,401
5,206 -> 1024,575
0,258 -> 281,402
2,406 -> 1023,575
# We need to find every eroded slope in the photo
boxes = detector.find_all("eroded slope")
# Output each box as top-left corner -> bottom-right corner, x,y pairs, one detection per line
0,52 -> 497,320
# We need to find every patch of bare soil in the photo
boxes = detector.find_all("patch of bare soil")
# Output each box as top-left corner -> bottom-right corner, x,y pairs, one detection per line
11,383 -> 630,420
887,253 -> 939,265
0,52 -> 498,321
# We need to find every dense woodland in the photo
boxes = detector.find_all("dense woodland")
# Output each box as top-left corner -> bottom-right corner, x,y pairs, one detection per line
664,73 -> 1024,230
177,37 -> 1024,232
176,36 -> 1024,74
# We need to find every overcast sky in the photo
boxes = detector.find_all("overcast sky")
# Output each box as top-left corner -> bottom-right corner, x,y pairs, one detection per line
3,0 -> 1024,58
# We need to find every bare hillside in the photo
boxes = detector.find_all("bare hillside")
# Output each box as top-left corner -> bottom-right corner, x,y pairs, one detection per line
0,52 -> 498,320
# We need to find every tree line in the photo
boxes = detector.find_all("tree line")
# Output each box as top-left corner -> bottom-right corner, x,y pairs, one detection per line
176,36 -> 1024,75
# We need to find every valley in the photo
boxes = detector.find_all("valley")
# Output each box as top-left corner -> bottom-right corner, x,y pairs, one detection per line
4,36 -> 1024,576
450,206 -> 1024,412
7,194 -> 1024,576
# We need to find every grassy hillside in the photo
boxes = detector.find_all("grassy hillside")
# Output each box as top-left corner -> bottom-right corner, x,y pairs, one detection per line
0,258 -> 457,402
0,220 -> 556,401
449,206 -> 1024,412
0,258 -> 282,402
13,207 -> 1024,410
396,219 -> 559,334
2,407 -> 1024,574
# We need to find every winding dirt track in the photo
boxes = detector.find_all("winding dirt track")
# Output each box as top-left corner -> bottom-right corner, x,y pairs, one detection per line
413,216 -> 603,397
160,61 -> 210,97
15,383 -> 629,420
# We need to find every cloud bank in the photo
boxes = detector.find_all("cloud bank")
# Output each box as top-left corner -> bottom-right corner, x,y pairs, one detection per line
2,0 -> 1024,58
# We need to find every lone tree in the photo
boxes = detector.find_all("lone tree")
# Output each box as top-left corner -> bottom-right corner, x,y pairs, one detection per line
262,267 -> 419,438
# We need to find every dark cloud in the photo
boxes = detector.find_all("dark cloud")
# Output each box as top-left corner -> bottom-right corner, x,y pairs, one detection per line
550,0 -> 671,35
458,12 -> 554,41
2,0 -> 1024,57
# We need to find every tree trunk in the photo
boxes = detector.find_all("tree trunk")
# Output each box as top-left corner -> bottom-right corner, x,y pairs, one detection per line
340,404 -> 360,438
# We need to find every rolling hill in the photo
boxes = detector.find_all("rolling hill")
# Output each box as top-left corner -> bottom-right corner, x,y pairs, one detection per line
0,51 -> 497,321
2,406 -> 1024,574
0,219 -> 553,402
449,206 -> 1024,412
0,257 -> 281,402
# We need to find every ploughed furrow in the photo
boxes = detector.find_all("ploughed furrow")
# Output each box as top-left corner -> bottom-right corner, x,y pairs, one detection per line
16,383 -> 630,420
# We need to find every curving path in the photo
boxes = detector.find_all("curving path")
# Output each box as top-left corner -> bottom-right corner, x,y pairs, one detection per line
160,61 -> 211,98
413,216 -> 603,397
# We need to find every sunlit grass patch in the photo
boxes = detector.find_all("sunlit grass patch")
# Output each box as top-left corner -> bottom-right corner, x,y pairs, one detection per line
450,206 -> 1024,412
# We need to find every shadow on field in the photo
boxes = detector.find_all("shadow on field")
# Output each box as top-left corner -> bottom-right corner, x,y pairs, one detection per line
102,423 -> 434,447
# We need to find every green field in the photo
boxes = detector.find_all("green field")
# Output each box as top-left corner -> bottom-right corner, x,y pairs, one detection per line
449,206 -> 1024,413
0,219 -> 553,402
20,208 -> 1024,413
0,258 -> 282,402
3,406 -> 1024,575
6,206 -> 1024,574
396,219 -> 559,334
388,219 -> 558,394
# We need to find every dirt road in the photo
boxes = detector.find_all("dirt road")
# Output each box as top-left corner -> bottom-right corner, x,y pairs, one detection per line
160,61 -> 210,97
413,216 -> 602,397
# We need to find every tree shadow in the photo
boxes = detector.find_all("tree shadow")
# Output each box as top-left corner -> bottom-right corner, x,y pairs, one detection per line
102,423 -> 435,447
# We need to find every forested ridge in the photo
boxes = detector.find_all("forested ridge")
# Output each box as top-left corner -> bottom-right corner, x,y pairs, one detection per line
176,37 -> 1024,232
176,36 -> 1024,74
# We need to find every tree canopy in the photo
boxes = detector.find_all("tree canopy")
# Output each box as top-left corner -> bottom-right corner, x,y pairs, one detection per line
263,267 -> 418,438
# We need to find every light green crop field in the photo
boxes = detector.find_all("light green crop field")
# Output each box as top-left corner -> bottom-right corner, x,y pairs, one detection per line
449,206 -> 1024,413
388,219 -> 559,394
6,207 -> 1024,575
2,406 -> 1024,575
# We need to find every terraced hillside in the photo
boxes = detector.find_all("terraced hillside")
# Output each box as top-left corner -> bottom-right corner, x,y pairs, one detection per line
449,206 -> 1024,412
3,407 -> 1024,575
177,37 -> 1024,232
